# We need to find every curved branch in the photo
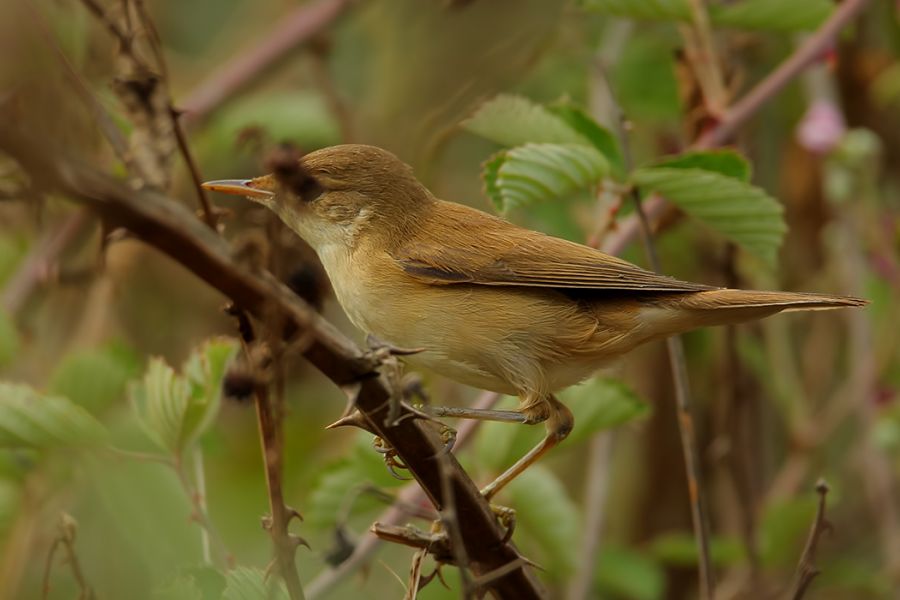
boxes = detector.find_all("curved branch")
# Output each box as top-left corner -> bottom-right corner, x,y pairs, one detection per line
0,128 -> 545,600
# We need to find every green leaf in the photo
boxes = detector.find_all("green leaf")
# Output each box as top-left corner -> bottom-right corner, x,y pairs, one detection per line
131,339 -> 237,455
462,95 -> 587,148
0,478 -> 21,537
652,150 -> 751,182
708,0 -> 832,32
48,343 -> 140,415
546,102 -> 625,176
131,358 -> 191,453
560,377 -> 650,445
180,339 -> 239,451
153,575 -> 205,600
595,545 -> 665,600
0,383 -> 108,448
484,143 -> 609,212
649,531 -> 745,567
0,310 -> 18,368
222,567 -> 289,600
208,91 -> 340,149
631,167 -> 787,265
506,465 -> 580,578
580,0 -> 832,31
306,432 -> 406,531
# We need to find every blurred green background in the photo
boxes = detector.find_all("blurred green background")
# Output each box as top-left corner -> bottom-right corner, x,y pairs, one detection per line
1,0 -> 899,598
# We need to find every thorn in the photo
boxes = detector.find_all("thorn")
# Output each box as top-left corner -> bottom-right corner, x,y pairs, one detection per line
291,534 -> 311,551
325,410 -> 370,431
287,506 -> 304,523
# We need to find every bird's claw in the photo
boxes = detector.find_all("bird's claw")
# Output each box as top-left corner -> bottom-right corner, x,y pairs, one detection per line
490,504 -> 517,543
372,436 -> 411,480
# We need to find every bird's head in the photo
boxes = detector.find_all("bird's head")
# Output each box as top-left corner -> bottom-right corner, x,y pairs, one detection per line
203,144 -> 432,251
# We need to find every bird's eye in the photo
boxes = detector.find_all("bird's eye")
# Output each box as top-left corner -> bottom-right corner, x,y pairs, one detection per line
297,177 -> 324,203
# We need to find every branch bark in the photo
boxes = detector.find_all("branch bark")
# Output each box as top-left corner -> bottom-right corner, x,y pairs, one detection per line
0,129 -> 545,600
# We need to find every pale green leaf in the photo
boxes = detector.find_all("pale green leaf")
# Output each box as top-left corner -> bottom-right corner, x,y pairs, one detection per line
560,377 -> 650,445
180,338 -> 238,450
595,545 -> 665,600
546,102 -> 625,176
132,358 -> 191,453
506,465 -> 580,578
708,0 -> 832,31
222,567 -> 289,600
152,575 -> 205,600
0,310 -> 18,368
581,0 -> 832,30
0,383 -> 108,448
649,532 -> 745,567
48,343 -> 140,415
631,167 -> 787,265
306,432 -> 406,531
462,95 -> 586,147
484,143 -> 609,212
131,339 -> 237,455
651,149 -> 751,182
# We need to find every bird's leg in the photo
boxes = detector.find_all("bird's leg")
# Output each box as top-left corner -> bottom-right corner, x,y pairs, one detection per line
480,395 -> 574,501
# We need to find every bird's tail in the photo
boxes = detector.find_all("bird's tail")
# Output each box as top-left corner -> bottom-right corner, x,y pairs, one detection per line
645,288 -> 867,335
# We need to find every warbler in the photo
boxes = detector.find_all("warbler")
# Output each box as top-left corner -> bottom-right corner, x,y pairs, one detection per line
204,144 -> 864,497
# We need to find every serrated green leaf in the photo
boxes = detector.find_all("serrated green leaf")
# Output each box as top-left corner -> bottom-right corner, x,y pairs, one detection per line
595,545 -> 665,600
632,167 -> 787,265
222,567 -> 289,600
48,343 -> 140,415
180,339 -> 238,451
484,143 -> 609,212
0,310 -> 18,368
482,152 -> 507,211
0,383 -> 108,448
546,102 -> 625,176
462,95 -> 587,147
506,465 -> 579,578
560,377 -> 650,445
131,339 -> 237,455
580,0 -> 831,31
651,150 -> 751,182
132,358 -> 191,453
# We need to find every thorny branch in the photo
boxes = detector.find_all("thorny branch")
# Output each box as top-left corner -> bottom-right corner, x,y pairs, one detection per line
0,129 -> 545,600
789,480 -> 832,600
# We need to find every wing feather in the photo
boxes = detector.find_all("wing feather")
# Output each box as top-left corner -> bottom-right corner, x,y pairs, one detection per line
392,201 -> 716,293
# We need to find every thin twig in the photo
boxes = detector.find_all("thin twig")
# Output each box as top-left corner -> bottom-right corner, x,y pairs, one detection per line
602,66 -> 716,597
41,514 -> 94,600
789,480 -> 831,599
173,454 -> 233,568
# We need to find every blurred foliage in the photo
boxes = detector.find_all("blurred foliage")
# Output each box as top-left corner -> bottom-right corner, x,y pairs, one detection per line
1,0 -> 899,599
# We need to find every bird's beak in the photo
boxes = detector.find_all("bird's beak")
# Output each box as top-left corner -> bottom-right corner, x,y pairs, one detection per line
201,178 -> 275,202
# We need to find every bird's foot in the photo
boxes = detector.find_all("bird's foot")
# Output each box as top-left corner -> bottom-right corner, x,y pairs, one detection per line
372,435 -> 411,480
490,503 -> 517,543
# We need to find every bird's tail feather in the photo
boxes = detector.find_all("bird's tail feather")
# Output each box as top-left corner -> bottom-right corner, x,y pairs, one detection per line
647,288 -> 866,334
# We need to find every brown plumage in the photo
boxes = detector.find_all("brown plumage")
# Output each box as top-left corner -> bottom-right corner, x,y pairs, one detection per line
204,144 -> 865,497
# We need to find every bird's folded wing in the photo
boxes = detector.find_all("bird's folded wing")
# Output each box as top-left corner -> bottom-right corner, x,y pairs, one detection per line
392,203 -> 716,293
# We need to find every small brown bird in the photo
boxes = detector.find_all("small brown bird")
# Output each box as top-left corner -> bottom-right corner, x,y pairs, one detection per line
204,144 -> 865,498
